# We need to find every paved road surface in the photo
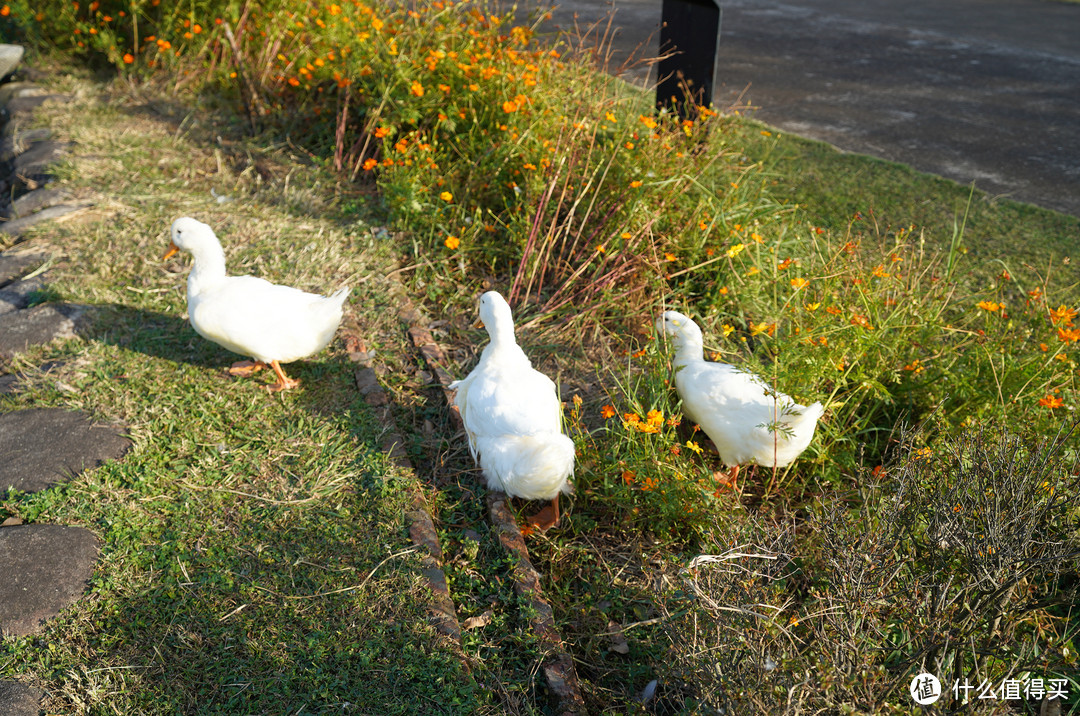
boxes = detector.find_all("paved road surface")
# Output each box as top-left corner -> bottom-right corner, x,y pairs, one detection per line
532,0 -> 1080,217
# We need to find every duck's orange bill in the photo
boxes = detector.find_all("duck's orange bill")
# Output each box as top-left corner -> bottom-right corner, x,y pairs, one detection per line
162,241 -> 179,260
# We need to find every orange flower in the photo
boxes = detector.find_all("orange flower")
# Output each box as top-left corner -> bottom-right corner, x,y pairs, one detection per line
502,99 -> 518,113
444,235 -> 460,250
639,114 -> 657,129
361,158 -> 378,171
1050,304 -> 1077,326
123,53 -> 135,64
622,470 -> 635,485
0,6 -> 9,16
872,264 -> 890,278
790,277 -> 809,290
374,126 -> 390,138
1058,327 -> 1080,344
410,80 -> 424,97
600,405 -> 616,419
663,252 -> 676,262
976,300 -> 1001,312
850,314 -> 873,330
630,180 -> 643,188
1039,395 -> 1065,409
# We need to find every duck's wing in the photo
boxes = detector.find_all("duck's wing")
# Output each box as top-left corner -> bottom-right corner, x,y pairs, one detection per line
190,277 -> 339,362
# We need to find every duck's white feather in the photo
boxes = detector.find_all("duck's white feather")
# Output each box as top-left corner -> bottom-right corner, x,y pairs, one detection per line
450,292 -> 574,501
658,310 -> 822,468
169,217 -> 349,365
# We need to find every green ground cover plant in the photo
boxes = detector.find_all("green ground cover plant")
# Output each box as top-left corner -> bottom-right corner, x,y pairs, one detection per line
3,0 -> 1080,712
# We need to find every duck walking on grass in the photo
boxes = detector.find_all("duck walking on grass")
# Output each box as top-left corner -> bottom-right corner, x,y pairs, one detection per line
451,291 -> 575,531
657,310 -> 823,491
164,217 -> 351,392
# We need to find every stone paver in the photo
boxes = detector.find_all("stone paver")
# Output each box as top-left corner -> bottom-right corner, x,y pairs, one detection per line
0,681 -> 44,716
0,408 -> 131,494
0,250 -> 46,287
0,303 -> 84,358
0,523 -> 101,637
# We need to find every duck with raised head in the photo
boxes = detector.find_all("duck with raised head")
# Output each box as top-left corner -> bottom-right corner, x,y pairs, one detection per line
450,291 -> 575,530
657,310 -> 823,491
164,217 -> 351,392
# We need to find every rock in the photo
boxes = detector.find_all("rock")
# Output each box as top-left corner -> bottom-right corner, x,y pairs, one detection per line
0,203 -> 92,238
10,186 -> 70,217
0,249 -> 47,287
0,408 -> 131,494
11,140 -> 74,176
0,681 -> 44,716
0,82 -> 45,107
0,93 -> 70,124
0,374 -> 17,393
0,44 -> 24,81
0,303 -> 84,359
0,273 -> 45,304
0,524 -> 101,637
0,127 -> 51,162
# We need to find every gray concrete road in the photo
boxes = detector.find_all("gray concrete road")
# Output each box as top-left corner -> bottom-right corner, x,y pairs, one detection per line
530,0 -> 1080,217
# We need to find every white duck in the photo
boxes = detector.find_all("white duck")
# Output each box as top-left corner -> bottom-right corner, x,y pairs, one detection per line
657,310 -> 823,490
164,217 -> 351,392
450,291 -> 575,530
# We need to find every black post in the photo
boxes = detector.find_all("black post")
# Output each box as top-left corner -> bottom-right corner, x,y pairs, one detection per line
656,0 -> 722,118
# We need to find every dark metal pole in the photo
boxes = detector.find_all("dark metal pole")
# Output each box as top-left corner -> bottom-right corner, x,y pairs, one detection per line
656,0 -> 722,118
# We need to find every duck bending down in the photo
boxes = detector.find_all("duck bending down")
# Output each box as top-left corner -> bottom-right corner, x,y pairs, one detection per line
657,311 -> 823,491
164,217 -> 351,392
450,291 -> 575,531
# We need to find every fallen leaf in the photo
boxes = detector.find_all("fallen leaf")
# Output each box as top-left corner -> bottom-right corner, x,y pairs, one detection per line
463,609 -> 493,631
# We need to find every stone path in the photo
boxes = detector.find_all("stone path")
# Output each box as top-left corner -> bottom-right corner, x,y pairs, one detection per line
0,48 -> 127,712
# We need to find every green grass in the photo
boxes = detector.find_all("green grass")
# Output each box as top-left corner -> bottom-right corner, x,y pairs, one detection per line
0,71 -> 500,715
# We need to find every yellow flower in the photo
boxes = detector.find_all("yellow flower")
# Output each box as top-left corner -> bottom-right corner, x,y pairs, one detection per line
444,235 -> 460,249
721,324 -> 735,338
605,111 -> 617,123
439,191 -> 453,202
646,409 -> 664,427
726,243 -> 745,258
750,321 -> 776,337
790,277 -> 809,290
686,440 -> 703,455
804,302 -> 821,312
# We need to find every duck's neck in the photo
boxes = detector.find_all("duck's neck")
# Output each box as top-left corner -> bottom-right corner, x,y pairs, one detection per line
674,338 -> 704,366
186,241 -> 228,298
483,325 -> 529,364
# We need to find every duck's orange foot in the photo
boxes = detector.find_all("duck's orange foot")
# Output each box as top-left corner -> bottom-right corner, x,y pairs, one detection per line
265,360 -> 301,392
228,360 -> 266,377
527,498 -> 560,532
712,465 -> 741,493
